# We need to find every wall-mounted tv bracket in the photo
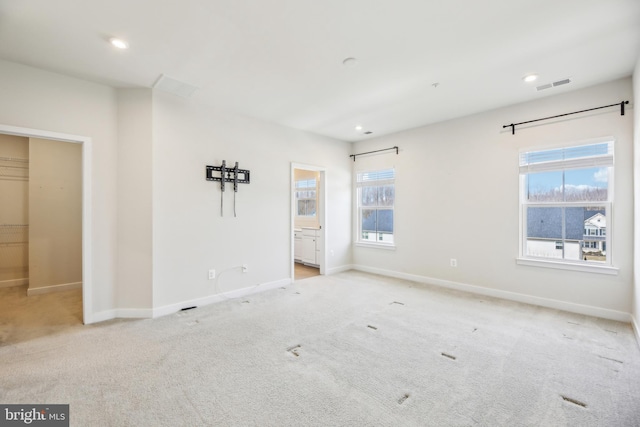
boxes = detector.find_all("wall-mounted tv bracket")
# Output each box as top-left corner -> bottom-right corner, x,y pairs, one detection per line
206,161 -> 251,217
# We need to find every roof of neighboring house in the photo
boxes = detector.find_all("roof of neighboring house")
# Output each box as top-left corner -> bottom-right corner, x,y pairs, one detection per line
585,213 -> 606,228
527,208 -> 605,240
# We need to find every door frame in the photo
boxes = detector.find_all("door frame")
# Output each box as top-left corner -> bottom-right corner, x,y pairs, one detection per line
0,123 -> 92,324
291,162 -> 327,280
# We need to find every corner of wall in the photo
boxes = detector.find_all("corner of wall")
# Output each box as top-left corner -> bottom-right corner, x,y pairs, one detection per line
115,89 -> 154,311
633,57 -> 640,336
632,315 -> 640,351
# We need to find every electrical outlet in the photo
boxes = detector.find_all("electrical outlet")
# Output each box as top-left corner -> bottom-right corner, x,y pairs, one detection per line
208,269 -> 216,280
450,259 -> 457,267
242,264 -> 248,273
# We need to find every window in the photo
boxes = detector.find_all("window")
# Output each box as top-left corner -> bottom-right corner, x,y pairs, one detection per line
519,140 -> 613,270
356,169 -> 395,246
295,178 -> 317,217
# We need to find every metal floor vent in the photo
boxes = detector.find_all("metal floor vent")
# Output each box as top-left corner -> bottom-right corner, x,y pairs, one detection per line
537,77 -> 572,92
153,74 -> 198,98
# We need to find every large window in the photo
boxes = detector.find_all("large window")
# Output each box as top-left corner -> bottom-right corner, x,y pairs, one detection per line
519,140 -> 613,269
356,169 -> 395,246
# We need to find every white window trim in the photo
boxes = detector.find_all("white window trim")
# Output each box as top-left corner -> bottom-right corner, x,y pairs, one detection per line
515,257 -> 619,275
354,168 -> 396,249
355,241 -> 397,250
517,138 -> 617,275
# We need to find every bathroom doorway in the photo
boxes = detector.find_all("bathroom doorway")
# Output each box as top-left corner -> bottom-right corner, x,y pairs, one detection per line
291,163 -> 326,281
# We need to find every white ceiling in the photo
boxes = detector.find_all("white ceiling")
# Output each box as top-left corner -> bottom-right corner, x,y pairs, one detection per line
0,0 -> 638,142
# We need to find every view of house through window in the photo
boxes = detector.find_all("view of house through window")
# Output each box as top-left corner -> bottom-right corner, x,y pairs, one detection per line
356,168 -> 395,245
520,141 -> 613,265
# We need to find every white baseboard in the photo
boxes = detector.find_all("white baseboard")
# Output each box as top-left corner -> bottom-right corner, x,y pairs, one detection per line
87,309 -> 116,324
326,264 -> 354,275
152,277 -> 292,319
87,308 -> 155,324
352,265 -> 631,323
0,278 -> 28,288
27,281 -> 82,296
116,308 -> 153,318
632,315 -> 640,351
86,278 -> 293,324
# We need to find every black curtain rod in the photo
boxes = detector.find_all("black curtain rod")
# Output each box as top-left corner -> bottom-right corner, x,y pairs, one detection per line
349,146 -> 399,161
503,100 -> 629,135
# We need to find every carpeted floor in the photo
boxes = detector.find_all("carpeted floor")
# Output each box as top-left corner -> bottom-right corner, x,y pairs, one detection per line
1,271 -> 639,426
0,285 -> 83,345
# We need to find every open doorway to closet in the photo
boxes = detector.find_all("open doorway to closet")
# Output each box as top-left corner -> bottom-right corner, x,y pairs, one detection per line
0,133 -> 83,344
291,164 -> 326,281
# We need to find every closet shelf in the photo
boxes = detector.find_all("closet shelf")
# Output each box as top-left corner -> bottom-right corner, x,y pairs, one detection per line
0,157 -> 29,180
0,224 -> 29,245
0,156 -> 28,163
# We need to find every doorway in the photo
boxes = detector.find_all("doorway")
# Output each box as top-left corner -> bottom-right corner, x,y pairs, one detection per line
0,133 -> 84,343
291,163 -> 326,281
0,124 -> 91,328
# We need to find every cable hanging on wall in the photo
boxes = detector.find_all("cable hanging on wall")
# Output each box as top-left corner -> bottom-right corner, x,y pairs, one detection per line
349,146 -> 399,162
503,101 -> 629,135
206,161 -> 250,217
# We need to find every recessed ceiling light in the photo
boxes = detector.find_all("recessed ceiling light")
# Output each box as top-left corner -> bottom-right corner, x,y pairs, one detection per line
343,57 -> 358,68
355,125 -> 363,131
523,74 -> 538,83
109,38 -> 129,49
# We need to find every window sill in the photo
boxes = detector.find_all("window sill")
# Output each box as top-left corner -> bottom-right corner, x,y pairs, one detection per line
516,257 -> 618,275
355,242 -> 396,251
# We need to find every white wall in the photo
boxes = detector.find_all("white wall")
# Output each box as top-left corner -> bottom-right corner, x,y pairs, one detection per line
28,138 -> 82,291
633,60 -> 640,335
0,60 -> 118,316
151,92 -> 352,308
353,78 -> 634,318
116,89 -> 154,310
0,58 -> 632,325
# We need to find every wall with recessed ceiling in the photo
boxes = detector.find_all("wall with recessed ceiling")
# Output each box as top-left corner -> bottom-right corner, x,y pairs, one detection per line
0,59 -> 119,319
0,59 -> 352,320
352,77 -> 634,320
151,91 -> 352,310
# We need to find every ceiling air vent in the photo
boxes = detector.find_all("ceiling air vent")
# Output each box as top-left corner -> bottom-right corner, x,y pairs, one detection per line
536,77 -> 572,92
153,74 -> 198,98
553,78 -> 571,87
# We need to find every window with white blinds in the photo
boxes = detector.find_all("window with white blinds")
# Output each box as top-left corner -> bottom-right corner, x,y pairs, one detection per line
519,141 -> 613,173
